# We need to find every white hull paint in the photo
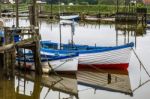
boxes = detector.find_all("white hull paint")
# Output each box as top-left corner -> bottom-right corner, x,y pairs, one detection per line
16,56 -> 78,73
78,47 -> 133,70
40,44 -> 133,69
79,47 -> 132,65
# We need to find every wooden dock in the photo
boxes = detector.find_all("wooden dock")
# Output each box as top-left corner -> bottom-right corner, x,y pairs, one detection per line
0,0 -> 43,78
0,26 -> 43,76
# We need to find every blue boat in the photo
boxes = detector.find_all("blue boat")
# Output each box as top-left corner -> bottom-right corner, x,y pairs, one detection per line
16,52 -> 79,73
40,41 -> 134,70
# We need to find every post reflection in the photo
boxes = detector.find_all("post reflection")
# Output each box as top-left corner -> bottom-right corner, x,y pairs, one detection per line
15,71 -> 78,99
115,22 -> 147,47
77,69 -> 133,96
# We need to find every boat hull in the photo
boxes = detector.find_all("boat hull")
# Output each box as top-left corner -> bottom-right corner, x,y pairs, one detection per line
60,15 -> 79,20
78,47 -> 132,70
41,42 -> 134,70
16,56 -> 78,73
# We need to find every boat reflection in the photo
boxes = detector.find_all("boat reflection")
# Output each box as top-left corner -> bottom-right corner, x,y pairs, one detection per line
77,69 -> 133,96
15,71 -> 78,99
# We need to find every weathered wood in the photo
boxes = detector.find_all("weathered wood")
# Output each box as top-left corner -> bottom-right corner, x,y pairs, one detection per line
33,41 -> 43,74
16,36 -> 40,47
15,0 -> 19,27
1,0 -> 42,75
3,47 -> 16,78
0,4 -> 1,18
0,43 -> 14,52
2,27 -> 16,78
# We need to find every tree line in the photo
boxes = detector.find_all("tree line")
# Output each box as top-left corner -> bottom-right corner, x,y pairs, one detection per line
21,0 -> 143,5
21,0 -> 125,5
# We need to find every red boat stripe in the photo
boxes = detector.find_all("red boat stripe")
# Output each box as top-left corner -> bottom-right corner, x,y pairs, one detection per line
78,63 -> 129,70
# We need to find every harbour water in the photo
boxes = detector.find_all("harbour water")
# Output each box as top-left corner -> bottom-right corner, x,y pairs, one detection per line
0,17 -> 150,99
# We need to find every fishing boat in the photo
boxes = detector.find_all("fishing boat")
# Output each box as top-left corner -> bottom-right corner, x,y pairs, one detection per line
60,14 -> 79,20
16,52 -> 78,73
77,69 -> 133,96
40,41 -> 134,70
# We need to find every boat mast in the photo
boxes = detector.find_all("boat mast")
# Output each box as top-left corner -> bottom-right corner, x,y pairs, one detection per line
59,24 -> 62,50
71,20 -> 75,48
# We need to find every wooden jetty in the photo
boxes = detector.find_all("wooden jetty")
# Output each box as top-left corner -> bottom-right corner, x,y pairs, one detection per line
0,0 -> 43,77
0,26 -> 42,76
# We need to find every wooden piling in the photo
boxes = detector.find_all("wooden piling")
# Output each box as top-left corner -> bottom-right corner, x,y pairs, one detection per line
2,27 -> 16,78
28,0 -> 42,74
15,0 -> 19,27
0,4 -> 1,18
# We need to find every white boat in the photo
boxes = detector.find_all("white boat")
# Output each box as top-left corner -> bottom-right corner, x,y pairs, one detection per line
16,53 -> 78,73
60,14 -> 79,20
41,41 -> 134,70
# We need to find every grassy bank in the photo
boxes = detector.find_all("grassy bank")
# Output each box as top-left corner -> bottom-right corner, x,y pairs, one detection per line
0,4 -> 149,14
41,4 -> 137,14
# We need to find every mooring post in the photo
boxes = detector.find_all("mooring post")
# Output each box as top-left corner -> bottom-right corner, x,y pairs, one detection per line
0,3 -> 1,18
29,0 -> 42,74
33,40 -> 42,74
3,27 -> 15,78
15,0 -> 19,27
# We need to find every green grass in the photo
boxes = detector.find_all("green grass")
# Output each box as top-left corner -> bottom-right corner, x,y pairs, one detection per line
40,4 -> 138,14
0,4 -> 149,14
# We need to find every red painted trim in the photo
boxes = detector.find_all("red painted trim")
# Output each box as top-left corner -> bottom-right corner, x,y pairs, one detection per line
78,63 -> 129,70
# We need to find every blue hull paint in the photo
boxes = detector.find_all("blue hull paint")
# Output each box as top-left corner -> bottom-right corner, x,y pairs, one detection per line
40,41 -> 134,54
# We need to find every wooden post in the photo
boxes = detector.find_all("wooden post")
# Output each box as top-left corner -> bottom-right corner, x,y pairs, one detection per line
116,0 -> 119,13
33,41 -> 42,74
3,27 -> 15,78
31,0 -> 42,74
32,75 -> 42,99
0,3 -> 1,18
50,0 -> 53,17
15,0 -> 19,27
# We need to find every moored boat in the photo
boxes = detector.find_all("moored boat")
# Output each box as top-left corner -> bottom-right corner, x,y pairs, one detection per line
16,53 -> 79,73
60,14 -> 79,20
41,41 -> 134,70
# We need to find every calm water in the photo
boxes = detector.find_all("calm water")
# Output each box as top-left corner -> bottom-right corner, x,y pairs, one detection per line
0,17 -> 150,99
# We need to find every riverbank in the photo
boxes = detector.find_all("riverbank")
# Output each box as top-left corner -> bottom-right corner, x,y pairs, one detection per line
0,4 -> 144,15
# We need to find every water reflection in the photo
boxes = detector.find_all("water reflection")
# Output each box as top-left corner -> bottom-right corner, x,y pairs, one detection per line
3,18 -> 147,47
0,68 -> 16,99
15,71 -> 78,99
0,69 -> 134,99
1,18 -> 150,99
77,69 -> 133,96
0,68 -> 78,99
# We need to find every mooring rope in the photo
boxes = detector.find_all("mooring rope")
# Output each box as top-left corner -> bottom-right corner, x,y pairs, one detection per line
131,48 -> 150,92
132,48 -> 150,78
41,42 -> 63,80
